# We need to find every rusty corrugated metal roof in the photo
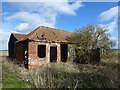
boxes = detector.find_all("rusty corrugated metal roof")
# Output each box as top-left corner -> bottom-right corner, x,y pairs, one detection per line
18,26 -> 73,42
12,33 -> 26,40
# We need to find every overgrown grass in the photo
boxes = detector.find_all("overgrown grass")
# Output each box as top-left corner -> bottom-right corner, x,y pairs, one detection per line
2,55 -> 120,88
0,50 -> 8,56
19,62 -> 119,88
2,56 -> 30,88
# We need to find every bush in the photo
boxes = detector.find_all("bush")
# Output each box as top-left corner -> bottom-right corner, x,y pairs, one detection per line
2,56 -> 119,88
20,63 -> 80,88
19,62 -> 119,88
67,25 -> 116,64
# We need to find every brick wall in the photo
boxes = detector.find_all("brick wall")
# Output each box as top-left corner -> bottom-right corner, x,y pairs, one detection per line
28,41 -> 61,68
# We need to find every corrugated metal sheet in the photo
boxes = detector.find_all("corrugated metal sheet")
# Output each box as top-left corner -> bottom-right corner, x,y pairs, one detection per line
12,33 -> 26,40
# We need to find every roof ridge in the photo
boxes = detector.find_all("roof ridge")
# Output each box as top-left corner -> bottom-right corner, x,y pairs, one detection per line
17,26 -> 41,42
12,32 -> 27,35
11,32 -> 27,40
39,26 -> 73,33
17,26 -> 74,42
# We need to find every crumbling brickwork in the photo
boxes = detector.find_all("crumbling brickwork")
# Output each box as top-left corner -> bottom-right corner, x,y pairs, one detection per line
9,26 -> 74,69
27,41 -> 62,68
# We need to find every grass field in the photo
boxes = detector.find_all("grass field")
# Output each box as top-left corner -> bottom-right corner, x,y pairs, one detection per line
1,50 -> 120,88
0,51 -> 29,88
0,50 -> 8,56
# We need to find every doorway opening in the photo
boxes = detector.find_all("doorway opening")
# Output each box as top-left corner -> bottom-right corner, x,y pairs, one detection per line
50,46 -> 57,62
61,44 -> 68,62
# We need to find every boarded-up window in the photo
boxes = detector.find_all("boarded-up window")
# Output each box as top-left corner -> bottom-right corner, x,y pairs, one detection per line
38,45 -> 46,58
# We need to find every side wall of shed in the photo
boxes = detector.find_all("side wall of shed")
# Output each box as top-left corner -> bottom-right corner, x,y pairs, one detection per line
16,42 -> 25,65
8,34 -> 17,58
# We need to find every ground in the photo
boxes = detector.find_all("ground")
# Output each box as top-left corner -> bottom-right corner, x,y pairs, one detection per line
1,50 -> 120,88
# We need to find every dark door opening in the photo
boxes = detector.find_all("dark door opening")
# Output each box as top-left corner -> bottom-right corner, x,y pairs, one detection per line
38,45 -> 46,58
50,46 -> 57,62
61,44 -> 68,62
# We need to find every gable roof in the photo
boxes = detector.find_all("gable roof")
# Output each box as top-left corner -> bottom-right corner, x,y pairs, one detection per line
12,33 -> 26,40
18,26 -> 74,42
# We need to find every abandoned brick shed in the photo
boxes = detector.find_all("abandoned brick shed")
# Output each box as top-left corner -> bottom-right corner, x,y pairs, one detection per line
8,26 -> 75,69
8,33 -> 26,58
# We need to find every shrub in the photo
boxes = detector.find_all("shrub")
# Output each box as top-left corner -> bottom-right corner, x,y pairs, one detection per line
19,62 -> 119,88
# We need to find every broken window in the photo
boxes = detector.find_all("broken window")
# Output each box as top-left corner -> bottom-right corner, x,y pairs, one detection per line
38,45 -> 46,58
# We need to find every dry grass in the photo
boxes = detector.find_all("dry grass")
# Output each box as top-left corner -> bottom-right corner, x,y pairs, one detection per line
2,56 -> 30,88
18,62 -> 120,88
1,51 -> 120,88
19,63 -> 80,88
0,51 -> 8,57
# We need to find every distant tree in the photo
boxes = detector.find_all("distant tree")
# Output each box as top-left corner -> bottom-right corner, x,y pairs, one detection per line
67,25 -> 116,64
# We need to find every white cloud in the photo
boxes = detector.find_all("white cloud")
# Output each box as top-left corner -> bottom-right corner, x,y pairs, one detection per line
0,28 -> 19,50
106,21 -> 117,33
6,1 -> 83,33
98,6 -> 118,49
110,37 -> 118,49
99,21 -> 117,33
0,29 -> 10,50
98,6 -> 118,32
2,1 -> 83,50
98,6 -> 118,33
15,23 -> 29,33
98,6 -> 118,22
9,1 -> 83,15
6,11 -> 57,32
110,37 -> 118,41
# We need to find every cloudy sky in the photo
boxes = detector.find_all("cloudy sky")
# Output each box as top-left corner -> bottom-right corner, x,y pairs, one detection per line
1,1 -> 118,50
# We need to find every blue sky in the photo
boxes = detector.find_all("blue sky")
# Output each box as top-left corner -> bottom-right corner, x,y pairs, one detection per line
56,2 -> 117,31
1,1 -> 118,50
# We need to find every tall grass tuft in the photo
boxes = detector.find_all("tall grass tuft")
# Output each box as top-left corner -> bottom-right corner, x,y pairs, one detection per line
19,62 -> 119,88
20,63 -> 80,88
2,56 -> 120,88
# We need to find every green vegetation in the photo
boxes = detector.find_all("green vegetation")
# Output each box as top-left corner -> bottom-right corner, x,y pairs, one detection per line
0,50 -> 8,57
67,25 -> 116,64
22,63 -> 118,88
1,49 -> 120,88
2,55 -> 120,88
2,57 -> 29,88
